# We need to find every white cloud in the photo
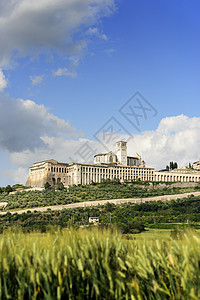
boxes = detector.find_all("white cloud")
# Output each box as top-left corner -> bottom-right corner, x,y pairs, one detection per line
11,168 -> 29,185
0,92 -> 85,184
0,93 -> 83,153
87,27 -> 108,40
127,115 -> 200,170
0,0 -> 116,68
2,111 -> 200,185
0,68 -> 7,91
69,56 -> 81,67
30,75 -> 43,85
54,68 -> 77,78
104,48 -> 116,56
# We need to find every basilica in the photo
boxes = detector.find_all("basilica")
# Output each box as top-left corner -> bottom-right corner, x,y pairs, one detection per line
26,141 -> 200,187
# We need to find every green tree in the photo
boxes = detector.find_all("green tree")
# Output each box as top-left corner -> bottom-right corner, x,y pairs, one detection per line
118,220 -> 145,234
188,163 -> 193,169
4,185 -> 13,194
57,182 -> 64,190
44,182 -> 51,190
169,161 -> 178,170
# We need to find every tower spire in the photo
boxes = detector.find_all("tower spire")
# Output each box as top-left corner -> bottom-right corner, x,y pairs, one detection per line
116,141 -> 127,165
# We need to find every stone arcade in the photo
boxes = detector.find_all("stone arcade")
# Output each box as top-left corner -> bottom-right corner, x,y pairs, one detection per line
26,141 -> 200,187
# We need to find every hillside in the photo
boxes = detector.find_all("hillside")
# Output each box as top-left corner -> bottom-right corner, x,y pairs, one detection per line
1,181 -> 200,211
1,194 -> 200,232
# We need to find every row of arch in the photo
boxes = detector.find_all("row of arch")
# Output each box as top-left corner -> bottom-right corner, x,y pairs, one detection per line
49,173 -> 200,186
81,173 -> 154,185
155,174 -> 200,182
51,167 -> 67,173
51,176 -> 74,186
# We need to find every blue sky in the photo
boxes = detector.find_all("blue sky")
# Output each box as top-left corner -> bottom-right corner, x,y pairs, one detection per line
0,0 -> 200,186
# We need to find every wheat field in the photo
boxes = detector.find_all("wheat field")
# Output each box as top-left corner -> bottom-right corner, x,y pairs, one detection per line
0,228 -> 200,299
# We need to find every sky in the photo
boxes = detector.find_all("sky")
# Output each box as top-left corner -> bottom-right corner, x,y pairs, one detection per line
0,0 -> 200,186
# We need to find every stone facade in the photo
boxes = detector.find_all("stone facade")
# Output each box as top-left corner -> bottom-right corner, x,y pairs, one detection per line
94,151 -> 117,164
26,141 -> 153,187
154,168 -> 200,183
26,159 -> 69,187
94,141 -> 142,166
116,141 -> 127,165
127,154 -> 141,167
26,160 -> 155,187
26,141 -> 200,187
193,161 -> 200,170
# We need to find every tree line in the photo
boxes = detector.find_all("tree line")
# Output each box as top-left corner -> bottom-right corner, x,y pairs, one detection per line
1,195 -> 200,233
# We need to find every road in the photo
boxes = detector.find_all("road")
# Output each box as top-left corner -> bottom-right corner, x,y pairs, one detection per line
0,191 -> 200,215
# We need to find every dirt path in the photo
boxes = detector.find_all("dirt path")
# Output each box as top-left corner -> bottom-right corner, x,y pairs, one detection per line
0,191 -> 200,215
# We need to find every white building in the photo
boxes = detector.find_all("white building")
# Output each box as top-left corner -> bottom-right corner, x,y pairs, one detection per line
94,151 -> 117,164
193,161 -> 200,170
89,217 -> 99,224
26,141 -> 200,187
94,141 -> 142,167
26,141 -> 152,187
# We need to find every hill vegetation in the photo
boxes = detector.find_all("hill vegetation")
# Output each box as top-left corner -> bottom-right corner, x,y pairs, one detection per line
1,195 -> 200,233
1,183 -> 200,298
0,181 -> 199,210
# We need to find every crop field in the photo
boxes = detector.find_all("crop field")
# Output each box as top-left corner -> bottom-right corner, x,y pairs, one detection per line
0,228 -> 200,299
131,227 -> 200,240
131,228 -> 173,240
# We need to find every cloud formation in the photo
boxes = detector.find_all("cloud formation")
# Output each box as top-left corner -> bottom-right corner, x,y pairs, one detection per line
87,27 -> 108,40
0,69 -> 7,91
0,93 -> 83,153
1,103 -> 199,185
30,75 -> 44,85
104,48 -> 116,56
127,115 -> 200,169
2,112 -> 200,185
54,68 -> 77,78
0,0 -> 115,67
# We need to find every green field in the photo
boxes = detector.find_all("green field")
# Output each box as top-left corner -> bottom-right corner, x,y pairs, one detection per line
130,227 -> 200,240
131,228 -> 172,240
1,228 -> 200,299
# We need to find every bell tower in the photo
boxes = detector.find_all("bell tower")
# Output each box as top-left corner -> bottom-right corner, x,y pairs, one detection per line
116,141 -> 127,165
